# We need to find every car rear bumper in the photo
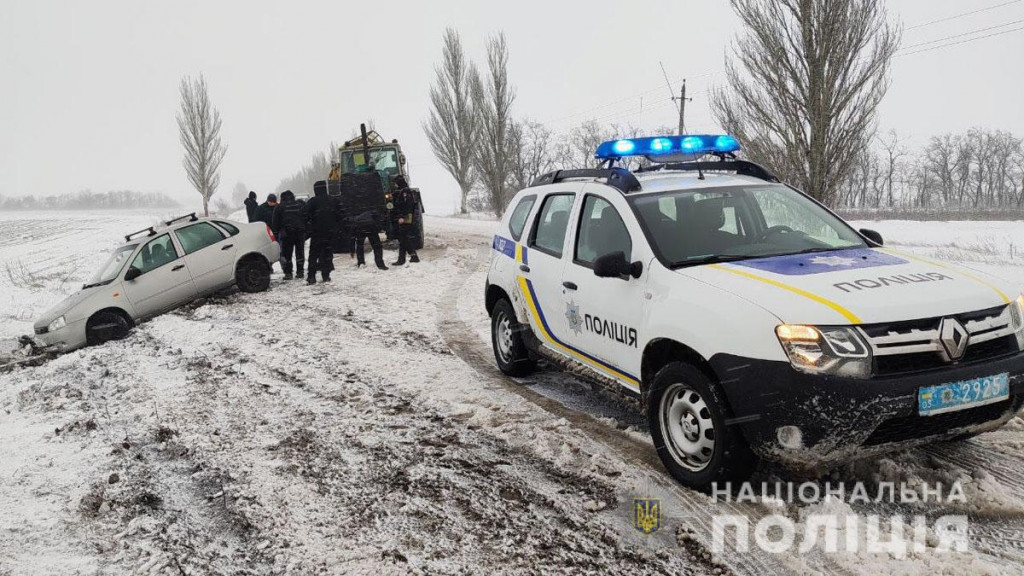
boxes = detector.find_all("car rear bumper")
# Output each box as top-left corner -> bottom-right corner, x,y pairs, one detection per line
710,351 -> 1024,471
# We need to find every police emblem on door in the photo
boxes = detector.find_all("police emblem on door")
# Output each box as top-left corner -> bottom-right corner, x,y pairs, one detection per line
634,499 -> 661,534
565,301 -> 583,336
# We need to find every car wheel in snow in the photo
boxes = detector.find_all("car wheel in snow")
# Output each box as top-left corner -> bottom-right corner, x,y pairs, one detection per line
491,298 -> 535,377
86,311 -> 132,345
647,362 -> 756,492
236,258 -> 271,293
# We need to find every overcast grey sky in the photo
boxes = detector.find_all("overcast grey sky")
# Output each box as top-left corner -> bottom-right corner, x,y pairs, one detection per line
2,0 -> 1022,214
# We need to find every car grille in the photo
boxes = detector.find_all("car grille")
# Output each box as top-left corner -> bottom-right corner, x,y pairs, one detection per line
860,305 -> 1019,376
34,326 -> 48,335
863,395 -> 1022,446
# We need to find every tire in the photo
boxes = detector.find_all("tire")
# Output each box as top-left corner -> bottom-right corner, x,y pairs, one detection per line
86,310 -> 132,346
647,362 -> 757,492
236,258 -> 271,293
490,298 -> 536,377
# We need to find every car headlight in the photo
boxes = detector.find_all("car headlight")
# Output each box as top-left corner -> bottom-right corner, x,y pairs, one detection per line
1011,293 -> 1024,351
48,316 -> 67,332
776,324 -> 872,379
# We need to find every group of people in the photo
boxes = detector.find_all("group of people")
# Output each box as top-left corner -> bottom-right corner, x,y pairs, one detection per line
243,175 -> 420,285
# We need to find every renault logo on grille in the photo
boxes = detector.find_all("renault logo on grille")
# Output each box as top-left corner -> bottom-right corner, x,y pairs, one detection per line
938,317 -> 969,361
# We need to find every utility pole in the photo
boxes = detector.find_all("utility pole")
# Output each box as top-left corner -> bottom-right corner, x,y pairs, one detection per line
673,79 -> 692,135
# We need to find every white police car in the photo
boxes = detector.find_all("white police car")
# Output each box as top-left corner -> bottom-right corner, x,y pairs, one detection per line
484,134 -> 1024,490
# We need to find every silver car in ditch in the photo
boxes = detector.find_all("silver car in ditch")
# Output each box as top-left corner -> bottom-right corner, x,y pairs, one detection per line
33,213 -> 281,351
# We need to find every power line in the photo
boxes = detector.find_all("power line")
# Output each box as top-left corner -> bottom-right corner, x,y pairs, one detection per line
547,4 -> 1023,132
905,0 -> 1023,31
900,18 -> 1024,50
899,24 -> 1024,56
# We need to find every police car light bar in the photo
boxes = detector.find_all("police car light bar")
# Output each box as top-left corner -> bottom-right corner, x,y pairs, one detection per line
594,134 -> 741,160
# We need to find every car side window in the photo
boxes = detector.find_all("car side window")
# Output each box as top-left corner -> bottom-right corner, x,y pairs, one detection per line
529,193 -> 575,258
214,221 -> 240,236
507,195 -> 536,241
131,234 -> 178,275
175,222 -> 227,254
574,195 -> 632,266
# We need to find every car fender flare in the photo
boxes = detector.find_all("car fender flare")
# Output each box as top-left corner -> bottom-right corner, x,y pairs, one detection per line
235,252 -> 271,272
87,307 -> 135,329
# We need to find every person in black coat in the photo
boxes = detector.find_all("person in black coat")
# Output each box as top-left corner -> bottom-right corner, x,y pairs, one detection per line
390,176 -> 420,266
244,191 -> 259,223
305,184 -> 342,284
351,207 -> 387,270
255,193 -> 278,228
272,190 -> 307,280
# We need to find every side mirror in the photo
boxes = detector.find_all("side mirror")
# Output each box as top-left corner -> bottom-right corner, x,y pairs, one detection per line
859,228 -> 883,246
124,267 -> 142,281
593,251 -> 643,279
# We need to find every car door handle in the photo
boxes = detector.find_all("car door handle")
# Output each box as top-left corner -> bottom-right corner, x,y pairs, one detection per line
172,264 -> 185,271
221,244 -> 234,250
562,281 -> 578,291
519,264 -> 530,273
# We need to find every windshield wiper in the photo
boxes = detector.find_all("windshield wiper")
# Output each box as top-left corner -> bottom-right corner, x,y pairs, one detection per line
672,254 -> 756,268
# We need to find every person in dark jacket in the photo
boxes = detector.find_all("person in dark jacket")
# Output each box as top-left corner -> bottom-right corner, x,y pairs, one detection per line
390,176 -> 420,266
351,207 -> 387,270
305,183 -> 342,284
244,191 -> 259,222
255,193 -> 278,228
272,190 -> 307,280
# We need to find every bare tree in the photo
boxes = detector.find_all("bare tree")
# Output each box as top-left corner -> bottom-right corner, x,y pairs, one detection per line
424,29 -> 480,214
473,32 -> 517,215
177,74 -> 227,216
277,147 -> 333,196
712,0 -> 900,206
508,120 -> 557,191
877,130 -> 907,208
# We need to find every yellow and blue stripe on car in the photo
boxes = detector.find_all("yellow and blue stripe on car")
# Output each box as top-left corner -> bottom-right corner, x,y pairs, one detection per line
492,234 -> 641,391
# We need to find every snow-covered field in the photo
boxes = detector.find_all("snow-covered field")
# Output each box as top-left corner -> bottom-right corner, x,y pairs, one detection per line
1,211 -> 1024,575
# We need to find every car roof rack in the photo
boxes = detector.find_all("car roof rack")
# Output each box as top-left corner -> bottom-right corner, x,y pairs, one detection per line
637,158 -> 780,183
529,167 -> 642,193
164,212 -> 199,226
125,227 -> 157,242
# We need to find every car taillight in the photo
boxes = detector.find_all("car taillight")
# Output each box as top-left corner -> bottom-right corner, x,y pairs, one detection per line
266,225 -> 275,242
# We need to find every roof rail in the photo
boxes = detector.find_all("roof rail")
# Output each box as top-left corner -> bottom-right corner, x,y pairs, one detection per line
164,212 -> 199,226
125,227 -> 157,242
530,167 -> 642,193
640,159 -> 780,183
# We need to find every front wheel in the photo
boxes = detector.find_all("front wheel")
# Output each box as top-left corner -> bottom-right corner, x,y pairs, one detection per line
490,298 -> 535,377
236,258 -> 271,293
86,311 -> 132,346
647,362 -> 757,492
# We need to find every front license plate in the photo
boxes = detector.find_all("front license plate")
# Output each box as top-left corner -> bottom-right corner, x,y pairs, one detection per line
918,372 -> 1010,416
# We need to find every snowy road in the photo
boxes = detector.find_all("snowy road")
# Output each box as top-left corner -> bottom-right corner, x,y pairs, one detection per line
2,212 -> 1024,575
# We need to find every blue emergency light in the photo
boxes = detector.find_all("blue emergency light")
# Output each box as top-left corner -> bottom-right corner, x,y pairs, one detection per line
594,134 -> 741,160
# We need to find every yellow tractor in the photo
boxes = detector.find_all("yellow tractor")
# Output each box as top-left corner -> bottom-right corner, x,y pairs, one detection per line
325,124 -> 424,248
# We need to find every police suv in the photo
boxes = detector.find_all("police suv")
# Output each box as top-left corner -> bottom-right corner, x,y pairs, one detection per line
484,134 -> 1024,490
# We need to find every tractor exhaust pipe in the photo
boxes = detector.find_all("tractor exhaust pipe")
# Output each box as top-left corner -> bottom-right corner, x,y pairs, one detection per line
360,123 -> 370,169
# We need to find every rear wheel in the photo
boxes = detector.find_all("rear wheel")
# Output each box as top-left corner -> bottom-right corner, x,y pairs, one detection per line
647,362 -> 757,492
236,258 -> 271,293
491,298 -> 535,377
86,311 -> 132,346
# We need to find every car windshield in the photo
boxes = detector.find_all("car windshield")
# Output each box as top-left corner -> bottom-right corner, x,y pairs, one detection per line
85,244 -> 137,288
630,184 -> 866,267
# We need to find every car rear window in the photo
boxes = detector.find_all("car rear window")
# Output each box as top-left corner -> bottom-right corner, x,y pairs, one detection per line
215,221 -> 240,236
507,195 -> 535,241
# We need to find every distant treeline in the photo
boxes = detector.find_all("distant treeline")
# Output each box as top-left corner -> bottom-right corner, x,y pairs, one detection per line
0,190 -> 180,211
838,207 -> 1024,222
